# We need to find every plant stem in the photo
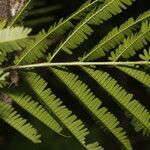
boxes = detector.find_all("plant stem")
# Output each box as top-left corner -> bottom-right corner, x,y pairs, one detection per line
3,61 -> 150,71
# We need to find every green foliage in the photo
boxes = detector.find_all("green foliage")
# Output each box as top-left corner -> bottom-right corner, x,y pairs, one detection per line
14,0 -> 104,65
116,65 -> 150,88
51,66 -> 132,149
82,67 -> 150,136
0,0 -> 150,149
0,100 -> 41,143
50,0 -> 134,61
21,71 -> 102,149
109,21 -> 150,61
6,89 -> 63,135
82,10 -> 150,61
0,27 -> 31,52
14,29 -> 48,65
140,48 -> 150,61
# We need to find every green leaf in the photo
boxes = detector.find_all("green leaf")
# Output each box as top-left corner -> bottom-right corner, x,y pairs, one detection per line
139,48 -> 150,61
83,67 -> 150,136
21,71 -> 102,149
116,65 -> 150,88
0,27 -> 31,53
50,0 -> 134,61
14,29 -> 48,65
82,10 -> 150,61
14,0 -> 103,65
51,67 -> 132,149
0,101 -> 41,143
6,89 -> 63,135
109,21 -> 150,61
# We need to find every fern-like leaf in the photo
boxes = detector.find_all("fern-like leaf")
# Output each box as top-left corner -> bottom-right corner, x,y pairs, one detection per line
5,90 -> 63,135
82,67 -> 150,136
0,27 -> 31,53
14,29 -> 48,65
51,67 -> 132,149
50,0 -> 133,61
82,10 -> 150,61
139,48 -> 150,61
0,100 -> 41,143
116,65 -> 150,88
109,21 -> 150,61
107,22 -> 150,89
14,0 -> 103,65
85,142 -> 104,150
21,71 -> 102,149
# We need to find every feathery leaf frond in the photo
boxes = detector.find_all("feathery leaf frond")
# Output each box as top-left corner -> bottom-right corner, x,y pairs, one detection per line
85,142 -> 104,150
15,0 -> 103,65
82,10 -> 150,61
14,29 -> 48,65
0,27 -> 31,53
21,71 -> 102,149
51,67 -> 132,149
116,65 -> 150,88
109,21 -> 150,61
82,67 -> 150,136
107,21 -> 150,89
0,101 -> 41,143
0,0 -> 149,147
50,0 -> 133,61
5,89 -> 63,135
139,48 -> 150,61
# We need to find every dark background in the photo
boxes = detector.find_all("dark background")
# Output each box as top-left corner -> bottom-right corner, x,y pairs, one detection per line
0,0 -> 150,150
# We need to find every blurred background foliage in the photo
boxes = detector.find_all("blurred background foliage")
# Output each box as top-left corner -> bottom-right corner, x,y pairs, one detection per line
0,0 -> 150,150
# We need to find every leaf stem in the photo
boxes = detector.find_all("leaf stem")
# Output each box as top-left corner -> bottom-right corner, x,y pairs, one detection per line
3,61 -> 150,71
